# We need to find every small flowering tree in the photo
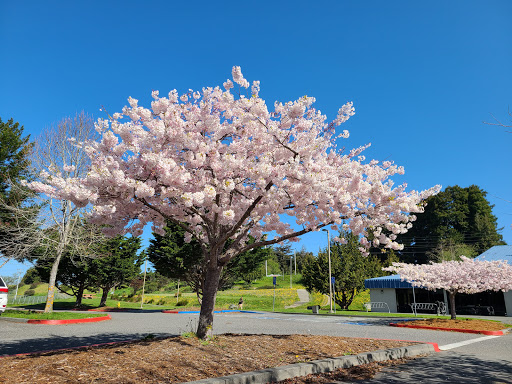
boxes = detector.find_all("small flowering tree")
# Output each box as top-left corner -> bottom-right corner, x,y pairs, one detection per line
28,67 -> 439,338
384,257 -> 512,319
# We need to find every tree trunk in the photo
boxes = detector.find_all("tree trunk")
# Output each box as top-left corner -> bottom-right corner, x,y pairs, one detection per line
44,248 -> 64,313
74,281 -> 85,307
448,291 -> 457,320
346,288 -> 356,309
99,286 -> 110,307
196,262 -> 223,339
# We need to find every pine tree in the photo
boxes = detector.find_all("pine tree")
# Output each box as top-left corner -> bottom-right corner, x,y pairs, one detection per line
397,185 -> 505,263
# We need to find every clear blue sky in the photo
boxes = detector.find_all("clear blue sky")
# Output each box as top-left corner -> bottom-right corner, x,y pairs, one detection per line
1,1 -> 511,278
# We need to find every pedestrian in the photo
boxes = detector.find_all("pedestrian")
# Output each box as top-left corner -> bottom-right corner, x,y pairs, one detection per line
238,296 -> 244,310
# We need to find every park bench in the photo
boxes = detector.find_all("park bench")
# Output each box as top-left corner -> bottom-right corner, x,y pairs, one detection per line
83,294 -> 95,299
410,302 -> 447,316
363,302 -> 390,313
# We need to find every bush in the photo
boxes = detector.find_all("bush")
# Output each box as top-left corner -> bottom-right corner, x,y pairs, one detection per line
157,298 -> 168,305
24,289 -> 35,296
256,285 -> 276,290
176,298 -> 189,306
29,282 -> 40,289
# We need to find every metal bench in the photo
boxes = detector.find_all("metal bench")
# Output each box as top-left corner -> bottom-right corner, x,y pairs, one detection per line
410,302 -> 447,316
363,302 -> 390,313
83,294 -> 95,299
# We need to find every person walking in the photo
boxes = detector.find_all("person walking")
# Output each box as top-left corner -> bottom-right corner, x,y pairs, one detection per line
238,296 -> 244,310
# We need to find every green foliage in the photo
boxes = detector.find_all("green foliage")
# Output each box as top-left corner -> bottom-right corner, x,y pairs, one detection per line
24,289 -> 35,296
397,185 -> 505,263
302,232 -> 388,309
36,252 -> 95,305
0,117 -> 33,201
0,117 -> 36,260
148,221 -> 271,297
176,298 -> 189,306
91,235 -> 142,306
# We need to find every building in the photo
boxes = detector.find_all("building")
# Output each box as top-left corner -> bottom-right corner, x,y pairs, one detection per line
364,245 -> 512,316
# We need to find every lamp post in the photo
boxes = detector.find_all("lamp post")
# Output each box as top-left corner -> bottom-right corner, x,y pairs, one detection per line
322,229 -> 333,313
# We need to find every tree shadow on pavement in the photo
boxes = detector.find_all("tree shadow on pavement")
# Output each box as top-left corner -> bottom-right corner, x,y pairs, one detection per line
1,332 -> 178,357
360,351 -> 512,383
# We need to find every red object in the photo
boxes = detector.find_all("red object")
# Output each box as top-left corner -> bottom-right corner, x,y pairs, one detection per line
0,288 -> 8,293
27,315 -> 111,325
389,322 -> 504,336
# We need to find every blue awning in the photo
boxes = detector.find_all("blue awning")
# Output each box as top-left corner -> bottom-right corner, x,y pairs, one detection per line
364,274 -> 414,289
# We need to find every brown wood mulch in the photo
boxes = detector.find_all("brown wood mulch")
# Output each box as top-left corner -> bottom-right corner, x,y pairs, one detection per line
0,334 -> 418,383
400,318 -> 507,331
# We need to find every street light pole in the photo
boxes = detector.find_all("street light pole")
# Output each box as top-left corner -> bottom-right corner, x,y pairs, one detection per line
322,229 -> 333,313
140,258 -> 148,310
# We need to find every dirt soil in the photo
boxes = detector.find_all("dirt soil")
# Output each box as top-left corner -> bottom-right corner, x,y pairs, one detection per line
0,334 -> 417,383
399,318 -> 507,331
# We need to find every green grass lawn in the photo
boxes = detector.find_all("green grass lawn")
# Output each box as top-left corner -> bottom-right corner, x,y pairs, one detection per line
2,309 -> 107,320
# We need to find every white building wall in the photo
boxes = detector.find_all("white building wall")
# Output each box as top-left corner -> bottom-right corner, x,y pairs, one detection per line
369,288 -> 397,313
504,291 -> 512,317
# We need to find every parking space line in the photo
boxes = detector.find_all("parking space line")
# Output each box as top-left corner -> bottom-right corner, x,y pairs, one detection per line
439,335 -> 500,350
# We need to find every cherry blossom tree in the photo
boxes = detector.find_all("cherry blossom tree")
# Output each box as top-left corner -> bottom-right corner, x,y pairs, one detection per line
28,67 -> 440,338
384,257 -> 512,319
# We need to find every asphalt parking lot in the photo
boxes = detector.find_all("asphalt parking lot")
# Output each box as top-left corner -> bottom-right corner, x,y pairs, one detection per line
2,311 -> 511,383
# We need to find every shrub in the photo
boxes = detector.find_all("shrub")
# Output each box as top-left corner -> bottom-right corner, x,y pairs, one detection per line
24,289 -> 35,296
29,282 -> 40,289
176,298 -> 189,306
157,298 -> 168,305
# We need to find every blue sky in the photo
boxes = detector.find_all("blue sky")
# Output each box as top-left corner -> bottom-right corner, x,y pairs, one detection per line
1,1 -> 511,277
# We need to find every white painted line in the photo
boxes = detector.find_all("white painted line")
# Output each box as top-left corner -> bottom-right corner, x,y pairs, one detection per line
439,335 -> 500,350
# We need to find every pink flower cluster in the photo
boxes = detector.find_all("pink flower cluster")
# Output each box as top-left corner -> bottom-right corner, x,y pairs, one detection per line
384,256 -> 512,294
28,67 -> 440,254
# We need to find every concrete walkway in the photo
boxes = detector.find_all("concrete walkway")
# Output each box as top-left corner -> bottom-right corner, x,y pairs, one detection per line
284,289 -> 310,308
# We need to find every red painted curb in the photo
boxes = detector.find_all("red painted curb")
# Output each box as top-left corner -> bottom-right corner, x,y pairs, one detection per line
389,322 -> 504,336
162,310 -> 179,313
27,315 -> 112,325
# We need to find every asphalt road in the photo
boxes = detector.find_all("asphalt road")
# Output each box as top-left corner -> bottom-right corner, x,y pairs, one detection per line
1,311 -> 511,382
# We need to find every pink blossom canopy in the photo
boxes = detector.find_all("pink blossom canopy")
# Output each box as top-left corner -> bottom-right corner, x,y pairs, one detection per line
384,256 -> 512,294
28,67 -> 440,255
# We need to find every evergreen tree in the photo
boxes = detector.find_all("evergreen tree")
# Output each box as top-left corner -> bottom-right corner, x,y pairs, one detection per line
271,244 -> 293,273
302,232 -> 388,309
397,185 -> 505,263
35,253 -> 95,307
91,236 -> 142,306
148,221 -> 271,300
0,117 -> 34,263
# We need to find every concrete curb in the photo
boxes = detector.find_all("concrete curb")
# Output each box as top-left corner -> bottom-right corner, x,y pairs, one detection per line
184,343 -> 437,384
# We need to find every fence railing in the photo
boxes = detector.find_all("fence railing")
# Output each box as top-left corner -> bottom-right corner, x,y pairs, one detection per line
7,292 -> 72,306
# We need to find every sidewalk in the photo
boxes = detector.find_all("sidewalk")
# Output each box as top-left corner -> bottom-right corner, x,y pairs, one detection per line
284,289 -> 310,309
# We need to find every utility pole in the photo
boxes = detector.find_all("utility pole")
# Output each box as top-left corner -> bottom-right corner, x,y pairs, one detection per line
140,258 -> 148,310
322,229 -> 333,313
290,254 -> 292,289
294,251 -> 297,275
